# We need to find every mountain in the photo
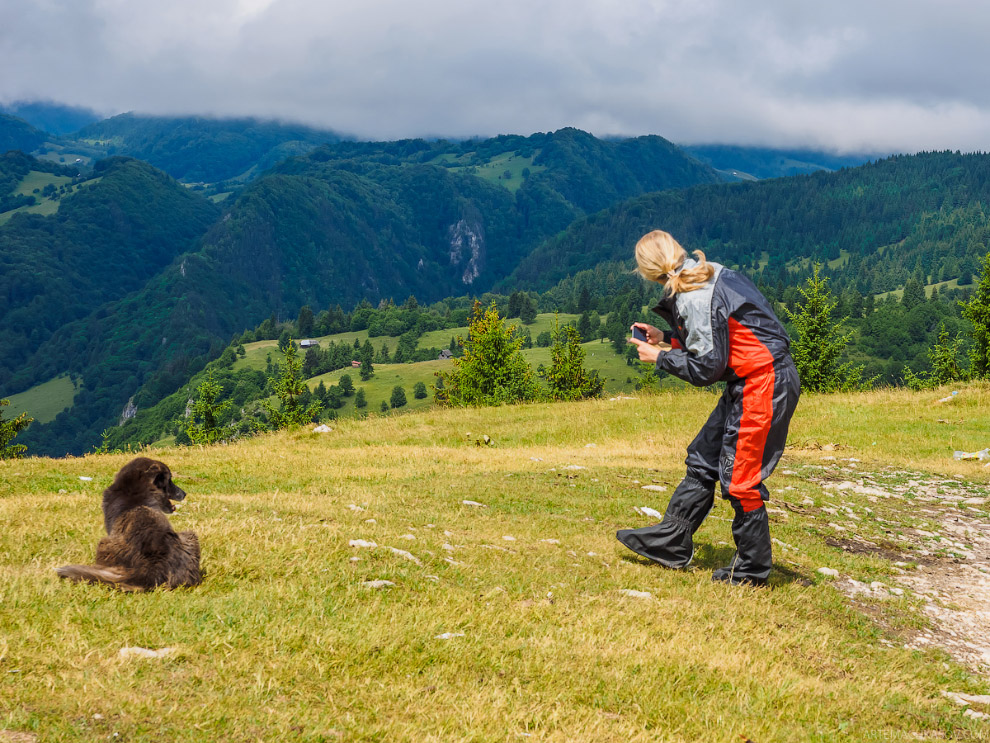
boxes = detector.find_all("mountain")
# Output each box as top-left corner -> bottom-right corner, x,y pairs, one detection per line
0,101 -> 102,136
0,114 -> 48,154
73,113 -> 346,183
0,154 -> 221,392
7,128 -> 720,455
682,145 -> 881,180
509,150 -> 990,291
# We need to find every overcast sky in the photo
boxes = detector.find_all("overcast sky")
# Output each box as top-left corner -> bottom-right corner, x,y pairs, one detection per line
2,0 -> 989,153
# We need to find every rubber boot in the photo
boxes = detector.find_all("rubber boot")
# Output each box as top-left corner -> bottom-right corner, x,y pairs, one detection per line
616,476 -> 714,568
712,503 -> 772,586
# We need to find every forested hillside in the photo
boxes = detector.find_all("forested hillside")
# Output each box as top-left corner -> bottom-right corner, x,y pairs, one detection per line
0,114 -> 47,154
4,128 -> 719,455
509,151 -> 990,294
0,154 -> 219,390
74,114 -> 345,183
683,144 -> 879,180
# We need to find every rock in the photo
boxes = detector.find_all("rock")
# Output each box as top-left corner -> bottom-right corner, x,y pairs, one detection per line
641,485 -> 667,492
462,500 -> 486,507
434,632 -> 465,640
398,534 -> 416,540
562,465 -> 586,470
619,589 -> 653,600
942,691 -> 990,706
361,580 -> 395,589
965,709 -> 990,720
347,504 -> 366,513
119,646 -> 175,659
634,506 -> 663,520
364,519 -> 377,524
312,424 -> 333,433
502,535 -> 516,541
817,567 -> 840,578
539,539 -> 561,545
386,547 -> 422,565
79,476 -> 93,482
349,539 -> 378,549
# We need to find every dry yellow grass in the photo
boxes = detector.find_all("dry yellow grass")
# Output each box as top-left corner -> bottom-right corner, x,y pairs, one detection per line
1,384 -> 988,741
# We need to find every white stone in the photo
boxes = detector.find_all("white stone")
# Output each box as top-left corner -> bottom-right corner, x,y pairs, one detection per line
502,535 -> 516,541
386,547 -> 421,565
641,485 -> 667,492
434,632 -> 465,640
312,424 -> 333,433
462,500 -> 486,507
119,646 -> 175,659
361,580 -> 395,589
539,539 -> 561,545
619,589 -> 653,599
349,539 -> 378,549
398,534 -> 416,540
817,567 -> 840,578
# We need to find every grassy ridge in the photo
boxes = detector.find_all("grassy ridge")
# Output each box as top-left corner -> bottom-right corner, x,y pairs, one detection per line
4,375 -> 79,424
2,385 -> 989,741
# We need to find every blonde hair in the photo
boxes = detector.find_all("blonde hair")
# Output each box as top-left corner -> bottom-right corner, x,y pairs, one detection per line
634,230 -> 714,294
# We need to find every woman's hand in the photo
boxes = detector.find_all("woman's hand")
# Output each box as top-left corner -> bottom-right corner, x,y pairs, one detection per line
628,337 -> 662,364
631,323 -> 662,345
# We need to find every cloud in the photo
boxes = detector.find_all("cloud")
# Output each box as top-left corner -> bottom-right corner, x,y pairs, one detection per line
2,0 -> 989,152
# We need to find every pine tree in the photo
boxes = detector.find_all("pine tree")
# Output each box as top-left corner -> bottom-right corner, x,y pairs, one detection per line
435,301 -> 539,406
784,264 -> 869,392
960,252 -> 990,378
544,321 -> 604,401
390,386 -> 407,408
360,340 -> 375,381
264,340 -> 322,428
904,325 -> 967,390
297,305 -> 315,336
355,388 -> 367,408
0,399 -> 32,459
413,381 -> 428,399
185,370 -> 231,445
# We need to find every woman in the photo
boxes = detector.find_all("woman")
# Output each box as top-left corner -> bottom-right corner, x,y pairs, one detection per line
617,230 -> 800,586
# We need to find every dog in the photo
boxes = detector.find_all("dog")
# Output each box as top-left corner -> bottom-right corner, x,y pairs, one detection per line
56,457 -> 201,591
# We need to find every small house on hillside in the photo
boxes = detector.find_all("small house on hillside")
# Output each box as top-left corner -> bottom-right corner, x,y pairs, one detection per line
300,339 -> 319,348
351,360 -> 361,368
437,349 -> 453,360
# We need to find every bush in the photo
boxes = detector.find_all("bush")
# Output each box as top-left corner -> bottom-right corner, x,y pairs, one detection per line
435,302 -> 539,406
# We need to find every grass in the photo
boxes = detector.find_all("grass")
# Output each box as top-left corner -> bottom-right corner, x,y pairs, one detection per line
426,150 -> 547,193
2,384 -> 990,740
237,313 -> 650,418
4,375 -> 80,424
0,173 -> 103,225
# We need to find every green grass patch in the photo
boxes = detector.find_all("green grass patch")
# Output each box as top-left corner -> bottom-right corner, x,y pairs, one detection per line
4,374 -> 80,424
428,150 -> 547,193
2,385 -> 989,740
0,173 -> 102,225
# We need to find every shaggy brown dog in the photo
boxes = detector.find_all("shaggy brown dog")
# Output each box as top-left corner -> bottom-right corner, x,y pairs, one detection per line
56,457 -> 201,591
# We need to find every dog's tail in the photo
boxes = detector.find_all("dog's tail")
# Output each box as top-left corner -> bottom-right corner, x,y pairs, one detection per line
55,564 -> 143,591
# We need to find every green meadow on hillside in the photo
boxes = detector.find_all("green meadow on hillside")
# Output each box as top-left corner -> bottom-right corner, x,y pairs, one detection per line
2,385 -> 989,741
0,171 -> 102,225
4,375 -> 79,424
230,312 -> 645,420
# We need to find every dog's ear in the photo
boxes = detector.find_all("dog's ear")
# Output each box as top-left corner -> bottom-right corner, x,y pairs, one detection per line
145,460 -> 172,490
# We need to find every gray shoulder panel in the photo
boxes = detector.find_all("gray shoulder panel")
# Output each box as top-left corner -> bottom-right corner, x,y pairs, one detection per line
674,263 -> 723,356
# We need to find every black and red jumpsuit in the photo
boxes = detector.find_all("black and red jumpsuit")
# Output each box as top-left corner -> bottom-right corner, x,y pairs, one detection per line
616,260 -> 801,585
